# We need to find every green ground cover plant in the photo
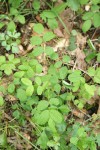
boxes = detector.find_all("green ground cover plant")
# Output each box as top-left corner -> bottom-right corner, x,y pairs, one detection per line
0,0 -> 100,149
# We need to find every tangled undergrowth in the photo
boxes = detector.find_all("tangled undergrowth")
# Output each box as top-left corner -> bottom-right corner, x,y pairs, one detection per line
0,0 -> 100,150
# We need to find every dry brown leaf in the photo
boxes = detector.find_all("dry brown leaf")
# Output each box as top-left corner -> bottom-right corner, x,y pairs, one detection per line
53,38 -> 69,52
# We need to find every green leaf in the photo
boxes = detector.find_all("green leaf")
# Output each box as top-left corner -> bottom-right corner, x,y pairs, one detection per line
33,23 -> 44,34
48,119 -> 57,133
4,68 -> 12,75
67,0 -> 80,11
30,36 -> 42,45
49,98 -> 60,106
43,32 -> 56,42
68,70 -> 81,82
0,96 -> 4,106
36,64 -> 42,73
17,89 -> 27,102
32,46 -> 44,56
50,109 -> 63,123
97,53 -> 100,63
32,0 -> 40,11
41,11 -> 56,19
14,71 -> 25,78
45,46 -> 54,56
80,0 -> 89,5
37,86 -> 43,95
37,100 -> 49,111
93,13 -> 100,28
54,61 -> 62,68
52,2 -> 67,14
26,85 -> 34,96
35,110 -> 49,125
96,134 -> 100,146
0,22 -> 5,29
88,67 -> 95,76
16,15 -> 25,24
7,21 -> 16,32
54,84 -> 61,93
35,77 -> 42,85
94,68 -> 100,83
37,131 -> 48,149
12,46 -> 19,53
13,110 -> 20,119
47,18 -> 58,29
0,56 -> 6,64
21,78 -> 32,86
82,20 -> 92,33
82,12 -> 93,20
8,83 -> 15,93
70,137 -> 78,145
85,84 -> 96,96
92,0 -> 100,5
62,55 -> 70,63
0,133 -> 7,147
59,66 -> 68,79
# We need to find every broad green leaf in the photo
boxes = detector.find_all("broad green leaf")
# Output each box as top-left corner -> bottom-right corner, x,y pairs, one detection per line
85,84 -> 96,96
48,119 -> 57,133
4,68 -> 12,75
45,46 -> 54,56
26,85 -> 34,96
82,20 -> 92,32
54,84 -> 61,93
49,98 -> 60,106
47,18 -> 58,29
94,68 -> 100,83
13,110 -> 20,119
82,12 -> 93,20
14,71 -> 25,78
21,78 -> 32,86
96,134 -> 100,146
32,0 -> 40,11
54,61 -> 62,68
0,133 -> 7,147
37,100 -> 49,111
37,131 -> 48,149
92,0 -> 100,5
37,86 -> 43,95
59,66 -> 68,79
0,56 -> 6,64
67,0 -> 80,11
7,21 -> 16,32
33,23 -> 44,34
70,137 -> 78,145
88,67 -> 95,76
52,2 -> 67,14
17,89 -> 27,102
36,64 -> 42,73
41,10 -> 56,19
80,0 -> 89,5
10,7 -> 18,15
12,46 -> 19,53
97,53 -> 100,62
30,36 -> 42,45
93,13 -> 100,28
16,15 -> 25,24
32,46 -> 44,56
8,83 -> 15,93
62,55 -> 70,63
0,96 -> 4,106
43,32 -> 56,42
35,77 -> 42,85
35,110 -> 49,125
50,109 -> 63,123
68,70 -> 81,82
0,23 -> 5,29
